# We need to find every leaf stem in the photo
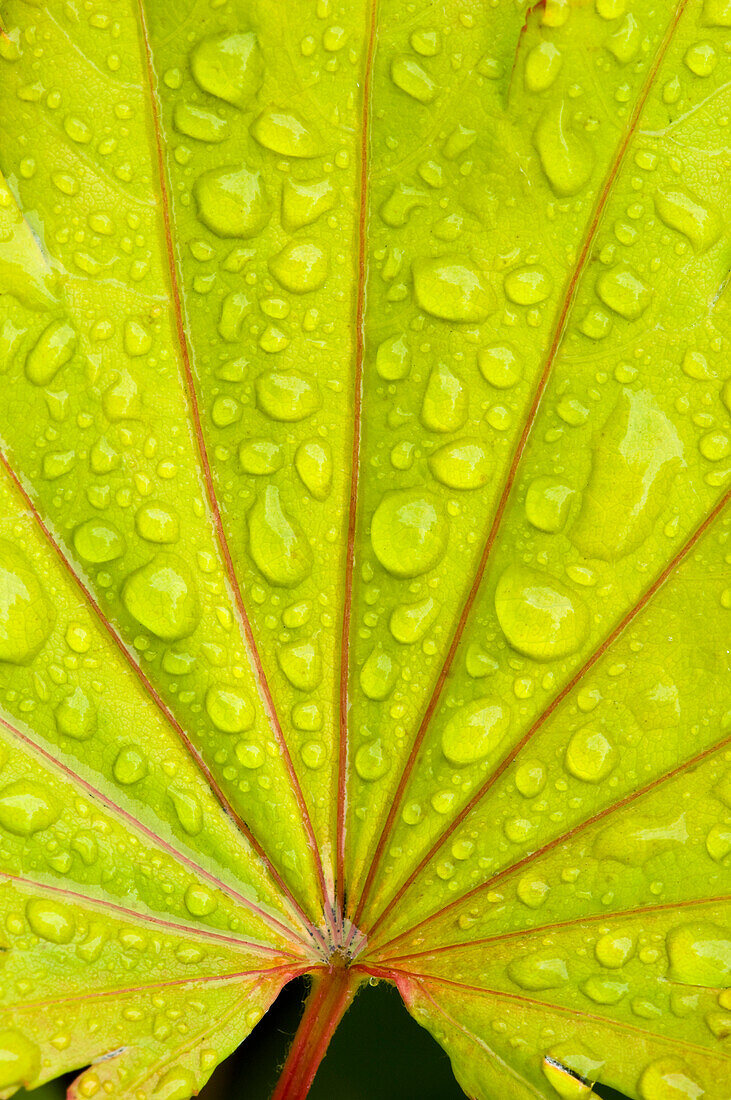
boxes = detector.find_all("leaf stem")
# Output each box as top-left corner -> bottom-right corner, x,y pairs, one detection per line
271,965 -> 363,1100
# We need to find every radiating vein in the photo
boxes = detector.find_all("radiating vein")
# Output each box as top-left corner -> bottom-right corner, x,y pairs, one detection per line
134,0 -> 331,942
350,0 -> 695,932
336,0 -> 380,928
0,712 -> 309,952
371,725 -> 731,958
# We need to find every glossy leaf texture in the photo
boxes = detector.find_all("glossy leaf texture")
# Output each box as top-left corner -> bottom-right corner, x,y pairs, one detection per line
0,0 -> 729,1098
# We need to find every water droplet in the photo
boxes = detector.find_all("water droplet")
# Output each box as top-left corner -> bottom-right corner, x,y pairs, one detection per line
292,702 -> 321,731
24,320 -> 75,386
205,684 -> 254,733
64,115 -> 91,143
571,390 -> 683,559
73,518 -> 125,563
441,699 -> 510,765
0,780 -> 58,836
525,477 -> 574,532
248,486 -> 313,587
26,897 -> 74,943
135,502 -> 180,544
478,344 -> 521,389
359,647 -> 399,700
294,440 -> 332,500
606,13 -> 640,63
495,566 -> 589,662
596,265 -> 651,319
282,177 -> 335,231
278,639 -> 321,691
654,188 -> 722,252
122,553 -> 200,641
508,951 -> 568,990
113,745 -> 147,785
0,1030 -> 39,1090
542,1042 -> 604,1099
0,542 -> 54,664
184,884 -> 217,918
251,108 -> 321,157
375,334 -> 410,381
639,1059 -> 703,1100
389,597 -> 439,644
504,266 -> 552,305
412,256 -> 494,321
421,362 -> 468,433
103,370 -> 141,421
534,101 -> 593,196
239,438 -> 283,475
355,738 -> 390,781
667,922 -> 731,987
565,724 -> 618,782
380,184 -> 427,228
256,370 -> 321,421
168,786 -> 203,835
55,687 -> 96,741
595,929 -> 635,968
153,1067 -> 197,1100
525,42 -> 562,91
684,41 -> 717,76
191,31 -> 262,107
515,760 -> 546,798
301,740 -> 326,769
194,166 -> 270,239
390,56 -> 437,102
269,240 -> 328,294
173,102 -> 229,143
428,438 -> 491,490
593,813 -> 687,866
371,489 -> 448,578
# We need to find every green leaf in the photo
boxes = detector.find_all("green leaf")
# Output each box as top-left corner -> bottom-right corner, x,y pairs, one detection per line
0,1 -> 728,1098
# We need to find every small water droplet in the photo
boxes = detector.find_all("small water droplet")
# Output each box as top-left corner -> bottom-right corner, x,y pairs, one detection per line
495,565 -> 589,662
412,256 -> 494,321
441,699 -> 510,765
248,486 -> 313,587
122,554 -> 200,641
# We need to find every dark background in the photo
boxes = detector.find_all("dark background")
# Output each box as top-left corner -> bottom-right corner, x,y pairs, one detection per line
19,977 -> 631,1099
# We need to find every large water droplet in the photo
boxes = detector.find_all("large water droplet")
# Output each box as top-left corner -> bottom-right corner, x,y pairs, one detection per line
478,344 -> 521,389
205,683 -> 254,733
73,518 -> 125,563
389,597 -> 439,644
597,267 -> 651,326
24,320 -> 75,386
375,334 -> 410,381
565,724 -> 618,782
248,486 -> 313,587
534,101 -> 593,196
135,502 -> 180,544
412,257 -> 494,321
122,554 -> 200,641
525,42 -> 562,91
420,362 -> 468,433
282,177 -> 335,230
667,922 -> 731,988
495,565 -> 589,662
154,1067 -> 197,1100
441,698 -> 510,765
256,370 -> 321,422
592,813 -> 687,866
0,780 -> 59,836
571,390 -> 684,559
26,897 -> 74,943
359,647 -> 399,700
194,166 -> 270,239
0,542 -> 54,664
54,686 -> 96,741
639,1059 -> 703,1100
355,738 -> 390,781
595,929 -> 635,969
508,951 -> 568,990
370,489 -> 448,578
390,56 -> 437,102
0,1030 -> 39,1090
173,102 -> 229,143
251,108 -> 321,157
428,438 -> 491,490
269,240 -> 328,294
191,31 -> 262,107
239,438 -> 283,475
524,477 -> 574,533
295,440 -> 332,500
113,744 -> 147,785
277,639 -> 321,690
654,188 -> 722,252
504,266 -> 552,305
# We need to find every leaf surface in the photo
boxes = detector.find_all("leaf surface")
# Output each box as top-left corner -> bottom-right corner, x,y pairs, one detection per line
0,0 -> 728,1097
